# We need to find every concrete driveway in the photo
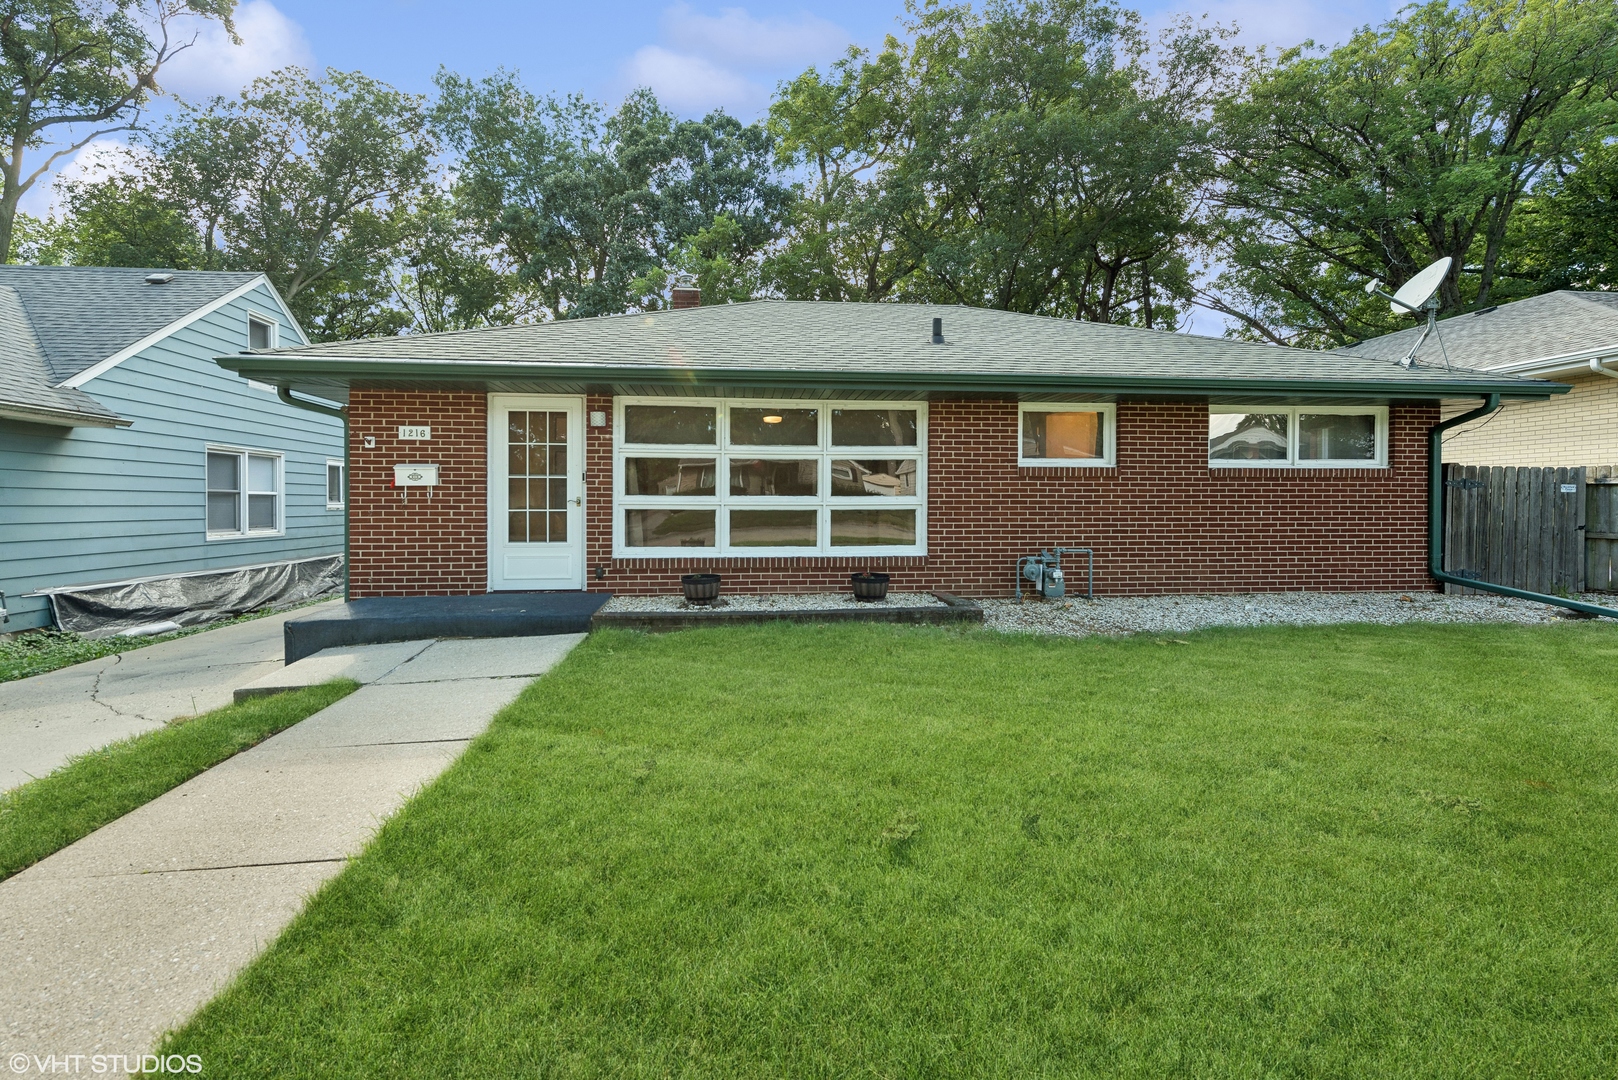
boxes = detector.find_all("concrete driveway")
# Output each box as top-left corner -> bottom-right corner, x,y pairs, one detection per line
0,601 -> 338,792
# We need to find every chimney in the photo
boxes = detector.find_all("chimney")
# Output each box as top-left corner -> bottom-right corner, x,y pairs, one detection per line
671,285 -> 701,310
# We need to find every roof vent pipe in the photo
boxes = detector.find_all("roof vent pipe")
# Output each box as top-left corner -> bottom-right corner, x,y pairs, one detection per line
932,317 -> 943,344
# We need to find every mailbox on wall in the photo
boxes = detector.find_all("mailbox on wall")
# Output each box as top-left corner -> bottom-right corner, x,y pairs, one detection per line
393,464 -> 439,487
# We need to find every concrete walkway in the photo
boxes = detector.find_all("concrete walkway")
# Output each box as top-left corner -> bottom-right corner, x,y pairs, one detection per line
0,602 -> 341,792
0,633 -> 584,1068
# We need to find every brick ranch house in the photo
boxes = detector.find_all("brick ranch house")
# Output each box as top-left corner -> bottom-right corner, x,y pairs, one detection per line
217,301 -> 1562,600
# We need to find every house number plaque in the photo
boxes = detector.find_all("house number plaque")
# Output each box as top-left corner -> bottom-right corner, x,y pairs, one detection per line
398,425 -> 431,440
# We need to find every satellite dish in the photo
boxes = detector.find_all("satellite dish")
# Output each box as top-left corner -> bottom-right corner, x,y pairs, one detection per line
1361,256 -> 1455,370
1386,256 -> 1452,316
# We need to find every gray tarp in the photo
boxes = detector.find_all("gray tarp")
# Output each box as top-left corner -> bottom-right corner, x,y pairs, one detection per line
47,554 -> 344,637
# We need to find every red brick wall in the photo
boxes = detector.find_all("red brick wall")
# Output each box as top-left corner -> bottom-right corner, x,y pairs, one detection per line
347,389 -> 488,597
348,391 -> 1440,598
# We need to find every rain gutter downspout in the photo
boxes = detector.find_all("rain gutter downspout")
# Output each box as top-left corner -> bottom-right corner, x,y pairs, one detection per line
1430,395 -> 1618,619
278,386 -> 351,603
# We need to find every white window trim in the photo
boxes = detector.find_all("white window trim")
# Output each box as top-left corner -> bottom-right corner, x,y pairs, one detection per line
1018,402 -> 1117,467
246,310 -> 278,350
326,458 -> 345,510
205,445 -> 285,540
1208,405 -> 1388,468
613,397 -> 928,558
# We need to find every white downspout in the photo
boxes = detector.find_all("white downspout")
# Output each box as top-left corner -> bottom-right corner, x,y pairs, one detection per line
1590,357 -> 1618,378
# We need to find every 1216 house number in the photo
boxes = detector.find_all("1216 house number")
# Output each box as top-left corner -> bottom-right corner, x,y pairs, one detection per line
398,425 -> 431,440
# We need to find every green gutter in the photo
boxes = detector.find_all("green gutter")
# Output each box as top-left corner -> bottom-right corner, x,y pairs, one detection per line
277,387 -> 351,605
1429,396 -> 1618,619
221,356 -> 1567,402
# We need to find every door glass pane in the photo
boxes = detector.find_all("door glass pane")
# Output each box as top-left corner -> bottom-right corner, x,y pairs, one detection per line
549,511 -> 567,542
549,478 -> 567,510
832,409 -> 918,446
509,511 -> 526,543
729,509 -> 817,547
206,452 -> 239,492
509,478 -> 526,509
831,459 -> 917,497
549,445 -> 567,475
729,458 -> 817,496
730,407 -> 818,446
527,479 -> 546,512
1022,411 -> 1103,459
248,493 -> 276,529
508,413 -> 527,443
530,511 -> 550,541
1299,413 -> 1376,460
548,411 -> 567,442
625,458 -> 716,496
1209,413 -> 1289,461
207,492 -> 239,532
624,405 -> 716,444
625,509 -> 716,547
831,509 -> 916,546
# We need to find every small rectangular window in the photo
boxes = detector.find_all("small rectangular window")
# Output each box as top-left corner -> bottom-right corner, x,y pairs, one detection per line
1209,407 -> 1386,467
624,405 -> 716,445
832,409 -> 919,447
326,460 -> 345,509
206,447 -> 283,537
729,407 -> 819,446
248,316 -> 274,350
1019,404 -> 1115,466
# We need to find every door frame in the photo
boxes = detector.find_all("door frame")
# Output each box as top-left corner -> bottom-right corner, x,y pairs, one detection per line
486,393 -> 586,591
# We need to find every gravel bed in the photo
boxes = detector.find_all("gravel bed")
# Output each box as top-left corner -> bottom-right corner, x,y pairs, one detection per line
981,591 -> 1614,638
601,591 -> 949,613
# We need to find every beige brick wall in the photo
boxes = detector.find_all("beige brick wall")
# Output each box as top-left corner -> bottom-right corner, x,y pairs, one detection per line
1443,372 -> 1618,467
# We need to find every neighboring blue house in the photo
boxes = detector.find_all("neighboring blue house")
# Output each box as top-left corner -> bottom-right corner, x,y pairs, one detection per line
0,267 -> 344,633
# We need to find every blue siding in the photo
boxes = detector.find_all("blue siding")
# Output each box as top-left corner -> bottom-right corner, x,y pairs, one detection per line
0,283 -> 343,631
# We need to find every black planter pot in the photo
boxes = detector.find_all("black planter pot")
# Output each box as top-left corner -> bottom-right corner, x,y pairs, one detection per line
681,573 -> 722,605
850,572 -> 891,602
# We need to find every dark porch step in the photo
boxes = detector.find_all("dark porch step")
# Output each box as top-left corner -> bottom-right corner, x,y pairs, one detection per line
284,593 -> 611,663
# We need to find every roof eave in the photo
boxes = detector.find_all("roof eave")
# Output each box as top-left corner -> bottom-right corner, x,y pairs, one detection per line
0,400 -> 130,428
215,354 -> 1568,401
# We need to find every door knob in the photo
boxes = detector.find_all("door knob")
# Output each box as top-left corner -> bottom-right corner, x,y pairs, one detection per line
572,496 -> 583,506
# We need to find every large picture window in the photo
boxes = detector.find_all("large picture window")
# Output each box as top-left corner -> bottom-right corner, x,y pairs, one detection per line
206,447 -> 283,538
615,400 -> 926,556
1208,406 -> 1387,468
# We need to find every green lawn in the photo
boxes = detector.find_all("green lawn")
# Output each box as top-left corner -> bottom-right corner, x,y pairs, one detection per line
166,622 -> 1618,1077
0,681 -> 357,881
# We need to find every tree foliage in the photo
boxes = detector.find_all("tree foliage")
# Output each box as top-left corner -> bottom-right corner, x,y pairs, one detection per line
435,71 -> 789,319
1208,0 -> 1618,347
0,0 -> 237,261
766,0 -> 1233,327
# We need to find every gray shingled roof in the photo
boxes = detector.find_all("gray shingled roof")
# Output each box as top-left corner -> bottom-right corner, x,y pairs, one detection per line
1340,291 -> 1618,370
0,265 -> 262,383
0,287 -> 123,424
263,300 -> 1553,395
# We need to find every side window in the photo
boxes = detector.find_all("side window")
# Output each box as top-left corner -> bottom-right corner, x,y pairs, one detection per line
327,460 -> 345,509
248,315 -> 275,350
207,448 -> 283,537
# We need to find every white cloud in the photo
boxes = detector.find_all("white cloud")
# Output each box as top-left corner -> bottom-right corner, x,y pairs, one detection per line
157,0 -> 313,102
17,138 -> 151,217
661,3 -> 849,70
619,4 -> 852,117
624,44 -> 766,115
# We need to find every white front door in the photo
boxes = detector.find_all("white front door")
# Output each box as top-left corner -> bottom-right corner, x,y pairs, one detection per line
487,395 -> 585,590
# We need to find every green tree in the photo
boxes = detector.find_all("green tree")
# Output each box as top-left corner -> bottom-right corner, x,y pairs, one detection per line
42,171 -> 202,267
1208,0 -> 1618,347
0,0 -> 236,262
767,0 -> 1231,327
391,188 -> 535,333
1503,137 -> 1618,292
632,213 -> 760,305
146,67 -> 434,337
435,71 -> 789,319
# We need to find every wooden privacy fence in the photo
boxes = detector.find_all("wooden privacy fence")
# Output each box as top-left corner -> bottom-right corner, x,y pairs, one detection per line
1441,464 -> 1609,595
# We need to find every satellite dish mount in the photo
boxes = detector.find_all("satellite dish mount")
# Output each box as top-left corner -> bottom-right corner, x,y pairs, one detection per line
1364,256 -> 1453,370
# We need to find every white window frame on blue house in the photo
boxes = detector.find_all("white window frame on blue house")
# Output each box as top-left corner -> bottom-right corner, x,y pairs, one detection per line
206,445 -> 285,539
246,311 -> 278,351
612,397 -> 928,558
326,459 -> 346,510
